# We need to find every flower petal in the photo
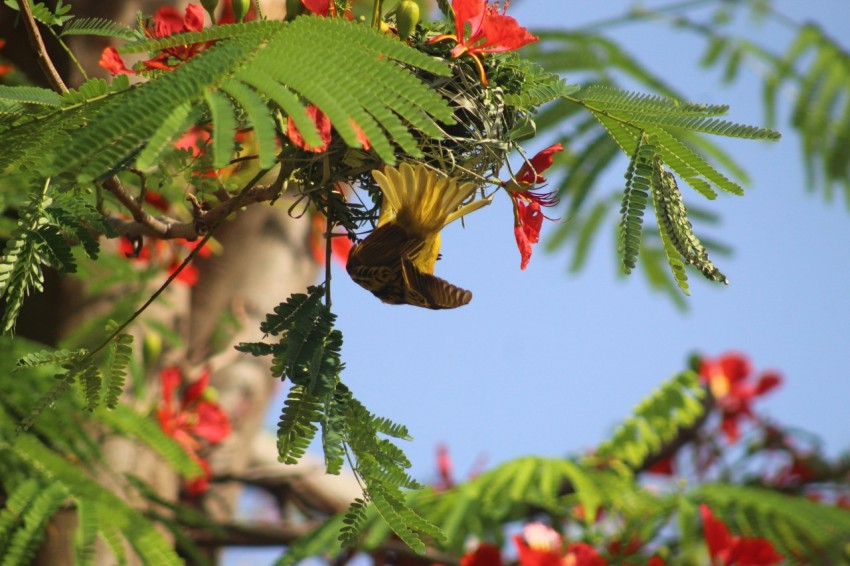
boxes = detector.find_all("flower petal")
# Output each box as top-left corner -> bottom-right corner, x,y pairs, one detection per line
476,11 -> 538,53
302,0 -> 332,16
99,47 -> 133,75
700,504 -> 733,560
154,6 -> 186,37
184,3 -> 207,32
453,0 -> 487,43
517,143 -> 563,185
460,543 -> 503,566
287,105 -> 332,152
755,371 -> 782,395
192,401 -> 232,444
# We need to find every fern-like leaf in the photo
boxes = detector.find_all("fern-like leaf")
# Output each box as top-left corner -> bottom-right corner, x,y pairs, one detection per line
33,224 -> 76,273
579,85 -> 731,117
2,0 -> 73,27
593,370 -> 706,472
619,135 -> 654,273
0,182 -> 52,333
339,497 -> 370,548
204,90 -> 238,170
0,85 -> 64,107
0,480 -> 40,555
2,481 -> 69,566
17,368 -> 77,432
74,499 -> 99,566
219,79 -> 279,169
103,322 -> 133,409
15,348 -> 86,370
78,363 -> 102,412
134,101 -> 195,171
30,18 -> 453,181
276,385 -> 321,464
59,16 -> 137,39
322,386 -> 347,475
9,434 -> 183,565
98,405 -> 203,478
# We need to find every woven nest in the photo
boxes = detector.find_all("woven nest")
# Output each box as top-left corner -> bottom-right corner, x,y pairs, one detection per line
292,55 -> 517,228
413,57 -> 516,184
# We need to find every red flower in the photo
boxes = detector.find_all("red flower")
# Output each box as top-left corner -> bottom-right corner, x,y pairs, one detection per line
647,454 -> 676,476
700,353 -> 782,442
436,443 -> 454,490
287,105 -> 333,153
700,505 -> 783,566
429,0 -> 537,84
174,125 -> 212,158
99,47 -> 132,75
0,39 -> 15,77
513,523 -> 563,566
504,144 -> 562,270
302,0 -> 333,16
99,4 -> 209,75
461,543 -> 503,566
299,0 -> 354,18
350,119 -> 371,151
515,144 -> 563,186
157,367 -> 231,495
119,237 -> 212,287
563,542 -> 607,566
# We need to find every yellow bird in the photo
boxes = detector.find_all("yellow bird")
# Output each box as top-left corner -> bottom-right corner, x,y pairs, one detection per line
347,162 -> 491,309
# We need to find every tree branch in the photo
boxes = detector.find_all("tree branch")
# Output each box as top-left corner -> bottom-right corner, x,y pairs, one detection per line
15,0 -> 68,93
105,180 -> 289,240
187,521 -> 320,547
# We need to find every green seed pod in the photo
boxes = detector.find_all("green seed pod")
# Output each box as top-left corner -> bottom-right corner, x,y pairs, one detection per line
285,0 -> 304,20
396,0 -> 420,40
201,0 -> 219,21
142,331 -> 162,369
231,0 -> 251,22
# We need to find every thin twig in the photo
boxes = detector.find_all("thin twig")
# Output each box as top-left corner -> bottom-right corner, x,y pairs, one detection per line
324,201 -> 333,309
87,168 -> 272,359
15,0 -> 68,93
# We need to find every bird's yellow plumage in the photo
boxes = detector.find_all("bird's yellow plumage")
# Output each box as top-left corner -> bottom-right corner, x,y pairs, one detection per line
347,162 -> 490,309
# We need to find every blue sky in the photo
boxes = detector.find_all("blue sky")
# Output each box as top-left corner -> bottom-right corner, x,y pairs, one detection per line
325,0 -> 850,482
229,1 -> 849,562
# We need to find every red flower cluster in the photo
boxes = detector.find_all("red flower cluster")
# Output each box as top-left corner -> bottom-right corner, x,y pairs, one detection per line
430,0 -> 537,84
504,144 -> 563,270
100,4 -> 209,75
700,353 -> 782,442
462,523 -> 608,566
701,504 -> 783,565
157,367 -> 231,495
